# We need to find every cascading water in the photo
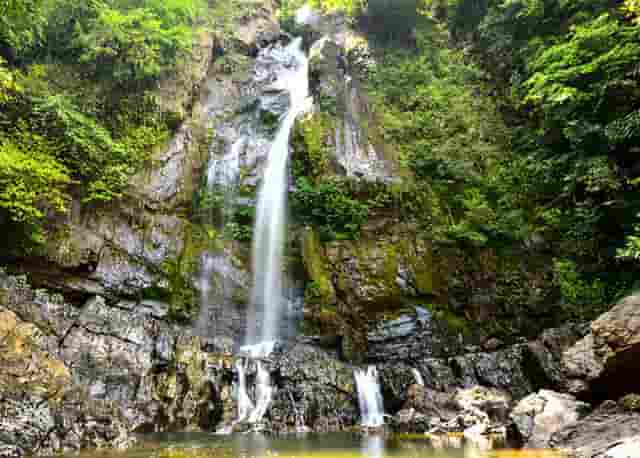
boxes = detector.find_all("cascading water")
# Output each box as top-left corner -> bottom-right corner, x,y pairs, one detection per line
411,368 -> 425,386
247,37 -> 310,347
354,366 -> 385,428
247,362 -> 273,423
236,359 -> 254,423
217,38 -> 310,431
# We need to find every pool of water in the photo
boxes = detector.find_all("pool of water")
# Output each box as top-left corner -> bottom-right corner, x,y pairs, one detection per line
69,432 -> 567,458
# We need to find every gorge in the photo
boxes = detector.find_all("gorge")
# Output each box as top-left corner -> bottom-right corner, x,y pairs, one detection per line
2,0 -> 640,458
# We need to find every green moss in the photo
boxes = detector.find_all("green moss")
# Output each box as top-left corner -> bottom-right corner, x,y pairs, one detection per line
152,221 -> 213,322
383,243 -> 399,286
424,302 -> 472,336
621,393 -> 640,411
291,112 -> 333,182
301,228 -> 336,306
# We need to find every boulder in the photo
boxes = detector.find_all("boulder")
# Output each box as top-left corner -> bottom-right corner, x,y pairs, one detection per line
455,386 -> 512,424
550,400 -> 640,457
563,294 -> 640,399
602,436 -> 640,458
390,408 -> 430,433
511,390 -> 590,448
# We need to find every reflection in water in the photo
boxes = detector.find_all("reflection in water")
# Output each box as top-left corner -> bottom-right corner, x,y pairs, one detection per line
361,434 -> 384,458
63,433 -> 569,458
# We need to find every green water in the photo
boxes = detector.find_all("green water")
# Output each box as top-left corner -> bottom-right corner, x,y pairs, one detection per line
73,433 -> 566,458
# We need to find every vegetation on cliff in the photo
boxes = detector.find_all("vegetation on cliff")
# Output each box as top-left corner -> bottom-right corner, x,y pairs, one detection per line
285,0 -> 640,327
0,0 -> 207,248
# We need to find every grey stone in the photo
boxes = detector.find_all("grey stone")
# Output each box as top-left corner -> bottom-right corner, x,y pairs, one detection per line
511,390 -> 590,448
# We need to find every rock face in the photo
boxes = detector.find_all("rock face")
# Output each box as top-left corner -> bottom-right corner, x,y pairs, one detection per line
269,344 -> 359,432
550,400 -> 640,457
511,390 -> 590,448
563,294 -> 640,400
0,300 -> 134,456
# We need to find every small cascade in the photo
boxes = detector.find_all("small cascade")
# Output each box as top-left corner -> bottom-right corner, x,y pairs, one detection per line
236,359 -> 254,423
411,368 -> 425,386
354,366 -> 385,428
207,138 -> 243,188
247,361 -> 273,423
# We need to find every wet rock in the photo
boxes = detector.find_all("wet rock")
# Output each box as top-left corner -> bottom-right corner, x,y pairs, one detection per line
390,408 -> 430,433
270,344 -> 358,431
417,358 -> 458,391
511,390 -> 590,448
403,385 -> 457,419
550,400 -> 640,457
379,363 -> 417,412
455,386 -> 512,424
0,305 -> 134,457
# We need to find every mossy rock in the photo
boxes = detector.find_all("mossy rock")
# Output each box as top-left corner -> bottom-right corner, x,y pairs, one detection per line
301,228 -> 336,306
620,393 -> 640,411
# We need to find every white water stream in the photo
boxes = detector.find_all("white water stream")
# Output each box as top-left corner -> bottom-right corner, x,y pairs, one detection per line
354,366 -> 385,428
218,38 -> 310,432
411,368 -> 425,386
247,37 -> 310,346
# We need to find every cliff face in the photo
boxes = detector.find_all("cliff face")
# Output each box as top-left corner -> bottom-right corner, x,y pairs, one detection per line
1,4 -> 285,456
5,3 -> 640,457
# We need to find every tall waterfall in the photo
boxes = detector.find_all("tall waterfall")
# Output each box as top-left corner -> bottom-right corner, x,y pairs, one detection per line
354,366 -> 385,428
247,37 -> 310,346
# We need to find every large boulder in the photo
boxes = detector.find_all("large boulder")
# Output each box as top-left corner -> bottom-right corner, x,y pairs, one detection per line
550,400 -> 640,457
563,294 -> 640,399
511,390 -> 590,448
602,436 -> 640,458
455,386 -> 512,424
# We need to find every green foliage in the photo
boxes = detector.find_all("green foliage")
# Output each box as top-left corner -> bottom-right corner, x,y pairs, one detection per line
0,0 -> 51,57
291,113 -> 332,182
552,259 -> 608,319
74,6 -> 194,82
291,177 -> 369,240
0,133 -> 71,226
365,23 -> 511,246
523,14 -> 640,123
0,0 -> 200,248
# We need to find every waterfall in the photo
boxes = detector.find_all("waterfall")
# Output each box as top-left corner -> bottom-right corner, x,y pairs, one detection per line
236,359 -> 254,422
411,368 -> 425,386
247,37 -> 310,346
247,362 -> 273,423
354,366 -> 385,428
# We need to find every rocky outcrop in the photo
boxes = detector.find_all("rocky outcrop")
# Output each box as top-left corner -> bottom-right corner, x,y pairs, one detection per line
0,272 -> 232,455
550,400 -> 640,457
563,294 -> 640,400
269,344 -> 359,432
376,323 -> 585,416
301,222 -> 445,360
0,303 -> 134,456
511,390 -> 590,448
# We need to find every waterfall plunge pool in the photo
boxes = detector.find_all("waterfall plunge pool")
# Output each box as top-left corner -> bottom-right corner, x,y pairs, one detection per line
61,432 -> 568,458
